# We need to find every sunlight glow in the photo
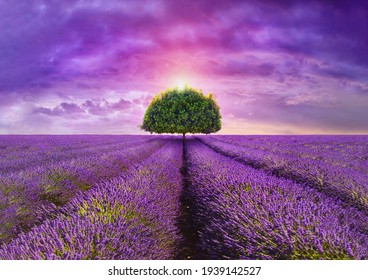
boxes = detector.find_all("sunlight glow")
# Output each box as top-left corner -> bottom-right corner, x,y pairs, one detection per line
172,76 -> 189,90
176,78 -> 187,90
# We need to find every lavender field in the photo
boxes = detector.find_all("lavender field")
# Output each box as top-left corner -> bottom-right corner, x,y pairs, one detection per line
0,135 -> 367,260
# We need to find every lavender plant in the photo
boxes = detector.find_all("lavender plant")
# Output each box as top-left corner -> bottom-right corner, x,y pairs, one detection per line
197,135 -> 368,212
0,136 -> 168,244
187,138 -> 368,259
1,135 -> 367,260
0,139 -> 183,259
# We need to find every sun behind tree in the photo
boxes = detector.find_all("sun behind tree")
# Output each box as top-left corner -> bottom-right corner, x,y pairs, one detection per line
141,86 -> 221,140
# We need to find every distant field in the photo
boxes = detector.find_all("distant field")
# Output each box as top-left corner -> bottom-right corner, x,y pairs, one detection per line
0,135 -> 367,260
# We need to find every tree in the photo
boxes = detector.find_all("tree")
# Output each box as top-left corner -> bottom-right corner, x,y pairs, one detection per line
141,86 -> 221,140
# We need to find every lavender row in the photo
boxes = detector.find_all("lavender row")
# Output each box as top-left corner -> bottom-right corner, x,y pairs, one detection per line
187,138 -> 368,259
210,135 -> 368,173
196,136 -> 368,212
204,135 -> 368,177
0,138 -> 183,259
0,137 -> 168,244
0,135 -> 152,174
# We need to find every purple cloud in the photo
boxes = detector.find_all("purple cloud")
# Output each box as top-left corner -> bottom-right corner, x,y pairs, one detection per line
34,98 -> 133,117
0,0 -> 367,134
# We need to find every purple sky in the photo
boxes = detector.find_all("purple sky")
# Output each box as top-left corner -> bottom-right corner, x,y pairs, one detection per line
1,0 -> 368,134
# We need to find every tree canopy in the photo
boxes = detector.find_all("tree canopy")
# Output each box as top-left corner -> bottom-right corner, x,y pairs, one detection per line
141,86 -> 221,136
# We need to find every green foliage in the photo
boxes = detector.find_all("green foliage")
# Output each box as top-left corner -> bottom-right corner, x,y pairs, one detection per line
141,86 -> 222,135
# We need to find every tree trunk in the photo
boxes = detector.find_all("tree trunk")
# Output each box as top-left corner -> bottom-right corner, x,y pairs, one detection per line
182,132 -> 186,143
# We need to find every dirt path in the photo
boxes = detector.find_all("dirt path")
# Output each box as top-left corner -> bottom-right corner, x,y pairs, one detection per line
175,139 -> 200,259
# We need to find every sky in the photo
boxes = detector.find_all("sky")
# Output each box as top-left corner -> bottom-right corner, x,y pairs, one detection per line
0,0 -> 367,134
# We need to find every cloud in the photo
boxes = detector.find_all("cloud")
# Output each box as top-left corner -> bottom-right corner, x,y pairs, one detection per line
34,102 -> 84,117
210,59 -> 275,77
34,98 -> 134,117
1,0 -> 367,91
220,89 -> 368,134
0,0 -> 368,134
